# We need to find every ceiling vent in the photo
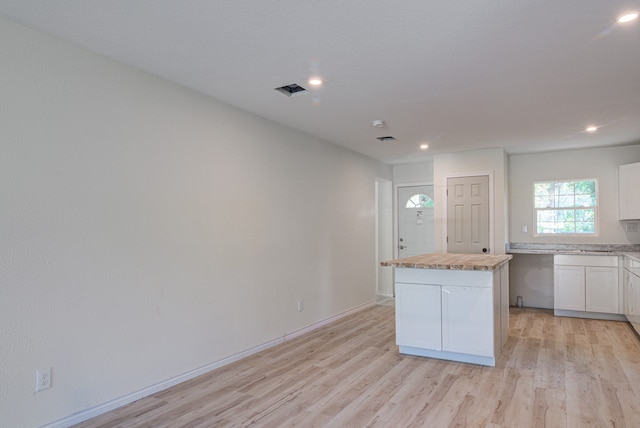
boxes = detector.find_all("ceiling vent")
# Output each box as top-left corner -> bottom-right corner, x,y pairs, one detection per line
376,136 -> 397,143
274,83 -> 310,97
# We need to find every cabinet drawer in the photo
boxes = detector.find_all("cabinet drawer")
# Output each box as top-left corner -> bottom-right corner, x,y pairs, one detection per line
554,255 -> 618,267
395,268 -> 493,287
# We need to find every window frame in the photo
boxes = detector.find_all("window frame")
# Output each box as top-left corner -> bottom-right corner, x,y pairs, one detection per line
532,178 -> 599,237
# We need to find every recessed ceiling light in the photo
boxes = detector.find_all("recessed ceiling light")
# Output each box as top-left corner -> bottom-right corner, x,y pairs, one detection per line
586,126 -> 598,133
308,78 -> 323,86
420,143 -> 429,150
618,12 -> 638,23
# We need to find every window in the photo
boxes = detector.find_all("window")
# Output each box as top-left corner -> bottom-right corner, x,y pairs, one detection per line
406,194 -> 434,208
534,179 -> 597,234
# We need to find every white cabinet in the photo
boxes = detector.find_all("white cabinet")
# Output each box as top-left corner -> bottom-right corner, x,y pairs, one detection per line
586,266 -> 619,313
619,162 -> 640,220
623,256 -> 640,335
442,285 -> 493,357
396,282 -> 441,350
554,255 -> 620,317
554,265 -> 585,311
394,266 -> 507,366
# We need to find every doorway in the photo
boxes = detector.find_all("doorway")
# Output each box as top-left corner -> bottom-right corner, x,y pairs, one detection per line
397,185 -> 435,258
446,175 -> 490,254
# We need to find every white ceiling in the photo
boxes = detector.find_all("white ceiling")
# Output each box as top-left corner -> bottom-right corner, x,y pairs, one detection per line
1,1 -> 639,164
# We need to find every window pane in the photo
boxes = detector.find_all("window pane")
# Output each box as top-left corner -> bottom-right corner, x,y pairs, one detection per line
576,222 -> 595,233
535,195 -> 554,208
575,194 -> 595,207
534,182 -> 555,196
537,210 -> 556,222
557,182 -> 575,195
575,181 -> 595,194
575,209 -> 594,222
558,195 -> 574,208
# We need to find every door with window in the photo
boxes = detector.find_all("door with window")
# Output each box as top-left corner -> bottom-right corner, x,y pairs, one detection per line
447,176 -> 490,254
398,185 -> 435,258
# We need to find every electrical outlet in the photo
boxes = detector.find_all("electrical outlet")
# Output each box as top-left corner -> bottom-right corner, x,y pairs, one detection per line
35,367 -> 52,392
297,299 -> 304,312
521,225 -> 528,233
627,223 -> 638,233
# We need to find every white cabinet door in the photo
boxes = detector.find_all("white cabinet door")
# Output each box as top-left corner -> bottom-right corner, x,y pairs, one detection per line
441,285 -> 493,357
396,282 -> 442,350
630,272 -> 640,335
586,266 -> 619,314
619,162 -> 640,220
554,265 -> 586,311
624,269 -> 632,320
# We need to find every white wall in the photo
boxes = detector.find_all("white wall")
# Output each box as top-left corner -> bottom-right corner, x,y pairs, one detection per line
433,148 -> 508,254
0,19 -> 391,427
392,160 -> 434,185
510,145 -> 640,244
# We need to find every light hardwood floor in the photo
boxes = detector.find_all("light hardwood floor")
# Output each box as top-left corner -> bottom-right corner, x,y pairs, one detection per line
74,304 -> 640,427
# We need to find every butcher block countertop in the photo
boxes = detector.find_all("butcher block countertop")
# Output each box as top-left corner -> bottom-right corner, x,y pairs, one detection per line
381,253 -> 512,271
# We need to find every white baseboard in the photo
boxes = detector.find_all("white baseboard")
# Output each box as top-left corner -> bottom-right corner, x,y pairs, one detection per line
40,300 -> 377,428
376,292 -> 394,298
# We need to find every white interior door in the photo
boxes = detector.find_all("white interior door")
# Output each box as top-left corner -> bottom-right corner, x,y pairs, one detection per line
446,176 -> 489,254
397,185 -> 435,258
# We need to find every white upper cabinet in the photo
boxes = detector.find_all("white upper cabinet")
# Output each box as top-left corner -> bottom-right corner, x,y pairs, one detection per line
619,162 -> 640,220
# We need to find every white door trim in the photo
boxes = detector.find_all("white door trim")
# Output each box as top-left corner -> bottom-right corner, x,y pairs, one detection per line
443,172 -> 494,254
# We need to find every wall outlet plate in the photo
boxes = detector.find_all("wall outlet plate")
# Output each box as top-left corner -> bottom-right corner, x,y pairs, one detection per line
35,367 -> 52,392
627,223 -> 638,233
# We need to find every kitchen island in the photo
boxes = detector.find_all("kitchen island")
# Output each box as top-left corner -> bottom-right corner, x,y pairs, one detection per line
381,253 -> 512,366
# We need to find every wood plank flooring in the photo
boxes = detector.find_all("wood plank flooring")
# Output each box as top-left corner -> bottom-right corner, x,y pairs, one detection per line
74,305 -> 640,427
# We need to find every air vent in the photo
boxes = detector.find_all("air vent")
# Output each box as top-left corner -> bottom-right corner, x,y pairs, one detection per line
376,136 -> 397,143
274,83 -> 310,97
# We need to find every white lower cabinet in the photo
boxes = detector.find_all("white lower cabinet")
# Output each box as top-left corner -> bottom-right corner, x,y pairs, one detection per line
586,266 -> 619,313
554,265 -> 585,311
442,285 -> 493,357
554,255 -> 620,317
396,283 -> 494,357
623,256 -> 640,335
396,282 -> 441,350
394,267 -> 506,366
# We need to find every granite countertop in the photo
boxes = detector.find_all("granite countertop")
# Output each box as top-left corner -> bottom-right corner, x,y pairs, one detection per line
507,243 -> 640,256
380,253 -> 512,271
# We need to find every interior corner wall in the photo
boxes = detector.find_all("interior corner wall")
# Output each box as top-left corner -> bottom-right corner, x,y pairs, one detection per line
0,18 -> 391,428
433,148 -> 508,254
